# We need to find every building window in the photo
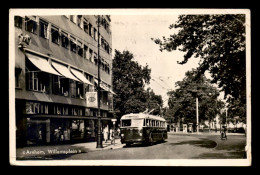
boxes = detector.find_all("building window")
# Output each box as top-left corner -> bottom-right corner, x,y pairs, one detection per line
77,41 -> 83,57
52,75 -> 60,95
89,23 -> 92,37
62,107 -> 68,115
27,72 -> 38,91
39,103 -> 48,114
77,15 -> 83,28
102,62 -> 105,70
83,19 -> 89,33
70,81 -> 77,98
26,60 -> 50,93
25,16 -> 37,34
94,53 -> 98,65
83,45 -> 88,59
89,49 -> 93,62
61,32 -> 69,49
14,16 -> 22,28
93,28 -> 97,41
39,19 -> 49,39
15,68 -> 21,88
70,15 -> 77,23
26,102 -> 40,114
70,37 -> 77,53
76,82 -> 83,99
51,26 -> 60,45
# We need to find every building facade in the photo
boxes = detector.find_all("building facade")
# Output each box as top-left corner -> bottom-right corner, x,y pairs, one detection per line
14,15 -> 115,146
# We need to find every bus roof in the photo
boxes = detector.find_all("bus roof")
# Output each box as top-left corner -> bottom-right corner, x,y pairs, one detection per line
121,113 -> 166,121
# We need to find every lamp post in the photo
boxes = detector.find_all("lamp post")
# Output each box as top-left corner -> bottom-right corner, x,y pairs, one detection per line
96,15 -> 103,148
196,97 -> 199,133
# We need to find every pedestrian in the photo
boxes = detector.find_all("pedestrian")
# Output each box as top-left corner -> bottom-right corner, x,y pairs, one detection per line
104,125 -> 109,143
111,129 -> 114,144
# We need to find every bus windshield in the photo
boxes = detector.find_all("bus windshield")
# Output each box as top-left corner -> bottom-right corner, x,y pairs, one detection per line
121,119 -> 144,127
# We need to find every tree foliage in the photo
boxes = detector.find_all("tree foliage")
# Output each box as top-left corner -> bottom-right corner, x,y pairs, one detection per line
112,50 -> 162,119
166,69 -> 224,124
152,14 -> 246,120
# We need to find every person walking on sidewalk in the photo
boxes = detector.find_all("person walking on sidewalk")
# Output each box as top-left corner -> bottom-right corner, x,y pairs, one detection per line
104,125 -> 109,143
111,129 -> 115,145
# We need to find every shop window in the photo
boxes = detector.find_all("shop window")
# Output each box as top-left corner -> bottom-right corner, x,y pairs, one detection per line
61,32 -> 69,49
70,37 -> 77,53
39,103 -> 49,114
85,108 -> 90,116
83,45 -> 88,59
62,107 -> 68,115
45,104 -> 49,114
83,19 -> 89,33
15,68 -> 21,88
77,41 -> 83,57
77,15 -> 83,28
25,16 -> 37,34
26,102 -> 40,114
51,26 -> 60,45
39,19 -> 49,39
54,105 -> 61,115
71,120 -> 84,139
14,16 -> 23,28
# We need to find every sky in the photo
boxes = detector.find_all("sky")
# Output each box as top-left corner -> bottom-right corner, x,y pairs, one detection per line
111,15 -> 203,107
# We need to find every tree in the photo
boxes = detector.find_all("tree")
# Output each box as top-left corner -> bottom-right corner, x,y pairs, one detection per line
167,69 -> 224,127
152,14 -> 246,120
112,50 -> 152,119
145,87 -> 163,115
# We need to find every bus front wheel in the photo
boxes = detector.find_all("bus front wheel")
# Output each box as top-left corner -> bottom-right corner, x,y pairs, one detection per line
161,133 -> 165,142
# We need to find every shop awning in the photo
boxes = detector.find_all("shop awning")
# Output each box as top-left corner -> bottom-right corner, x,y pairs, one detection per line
26,53 -> 61,76
52,62 -> 80,82
109,89 -> 116,95
70,68 -> 93,85
94,79 -> 116,95
94,79 -> 109,91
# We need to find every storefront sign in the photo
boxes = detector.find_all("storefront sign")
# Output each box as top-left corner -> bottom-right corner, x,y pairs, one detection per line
86,92 -> 98,108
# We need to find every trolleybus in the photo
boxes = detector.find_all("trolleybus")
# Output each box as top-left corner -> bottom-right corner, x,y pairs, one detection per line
120,113 -> 167,146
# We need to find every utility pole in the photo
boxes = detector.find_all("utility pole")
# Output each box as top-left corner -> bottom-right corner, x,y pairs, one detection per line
96,15 -> 103,148
196,97 -> 199,133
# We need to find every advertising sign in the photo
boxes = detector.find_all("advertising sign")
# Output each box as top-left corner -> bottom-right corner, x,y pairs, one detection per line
86,92 -> 98,108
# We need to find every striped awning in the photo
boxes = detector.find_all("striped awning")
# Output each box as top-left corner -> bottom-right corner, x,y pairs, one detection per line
26,53 -> 61,76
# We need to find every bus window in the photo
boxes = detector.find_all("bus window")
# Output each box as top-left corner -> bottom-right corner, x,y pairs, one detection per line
146,119 -> 150,126
121,119 -> 131,127
152,120 -> 155,127
131,119 -> 144,127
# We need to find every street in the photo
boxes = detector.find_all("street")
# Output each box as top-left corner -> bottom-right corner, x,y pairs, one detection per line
54,133 -> 246,160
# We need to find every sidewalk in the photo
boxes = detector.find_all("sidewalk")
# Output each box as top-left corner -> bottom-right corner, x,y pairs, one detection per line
16,138 -> 124,160
169,131 -> 246,136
